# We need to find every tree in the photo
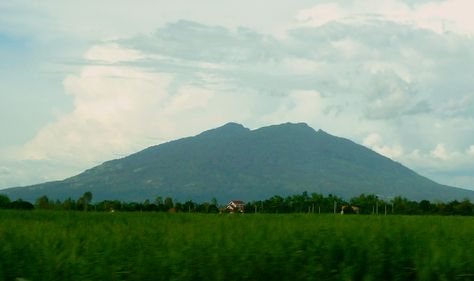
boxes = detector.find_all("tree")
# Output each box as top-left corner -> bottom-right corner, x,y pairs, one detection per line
390,196 -> 420,215
10,199 -> 34,210
62,198 -> 76,210
208,198 -> 219,213
155,196 -> 163,206
326,194 -> 345,214
78,191 -> 93,211
35,195 -> 51,210
268,195 -> 285,213
310,193 -> 324,213
419,200 -> 432,214
455,199 -> 473,216
143,199 -> 157,211
183,200 -> 195,213
287,192 -> 311,213
164,197 -> 174,211
83,191 -> 92,204
351,194 -> 380,214
155,196 -> 165,211
174,202 -> 183,212
0,194 -> 11,209
200,202 -> 210,213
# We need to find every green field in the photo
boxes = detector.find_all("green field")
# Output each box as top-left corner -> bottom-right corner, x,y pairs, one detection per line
0,211 -> 473,281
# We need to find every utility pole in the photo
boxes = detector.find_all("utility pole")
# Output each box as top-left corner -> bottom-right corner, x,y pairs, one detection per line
333,201 -> 337,214
384,204 -> 387,216
376,201 -> 379,215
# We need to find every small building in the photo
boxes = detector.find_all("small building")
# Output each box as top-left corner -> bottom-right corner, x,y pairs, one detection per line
226,200 -> 245,213
341,205 -> 360,214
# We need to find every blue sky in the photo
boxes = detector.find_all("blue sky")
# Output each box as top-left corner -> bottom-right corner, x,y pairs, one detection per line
1,0 -> 474,190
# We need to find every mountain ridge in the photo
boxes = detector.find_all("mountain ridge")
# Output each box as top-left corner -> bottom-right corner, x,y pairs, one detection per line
2,122 -> 474,202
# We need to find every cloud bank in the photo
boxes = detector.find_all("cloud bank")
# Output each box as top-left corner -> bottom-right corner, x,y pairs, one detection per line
1,0 -> 474,190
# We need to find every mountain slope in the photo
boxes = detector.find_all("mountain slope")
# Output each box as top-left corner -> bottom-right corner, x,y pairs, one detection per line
2,122 -> 474,202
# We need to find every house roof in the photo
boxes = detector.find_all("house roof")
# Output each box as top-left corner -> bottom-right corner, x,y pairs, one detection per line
229,200 -> 244,204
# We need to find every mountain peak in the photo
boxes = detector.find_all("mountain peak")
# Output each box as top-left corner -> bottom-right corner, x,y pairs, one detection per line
198,122 -> 249,137
277,122 -> 310,127
256,122 -> 317,135
281,122 -> 311,128
220,122 -> 246,129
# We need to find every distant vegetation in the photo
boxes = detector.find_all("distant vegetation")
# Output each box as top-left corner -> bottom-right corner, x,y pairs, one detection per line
1,191 -> 473,216
0,211 -> 473,281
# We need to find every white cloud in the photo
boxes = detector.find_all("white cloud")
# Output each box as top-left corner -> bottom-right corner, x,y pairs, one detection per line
18,44 -> 290,172
363,133 -> 404,159
440,95 -> 474,118
378,145 -> 404,159
430,144 -> 447,159
362,133 -> 382,148
296,0 -> 474,36
330,39 -> 365,59
468,145 -> 474,156
404,142 -> 474,168
21,64 -> 174,164
296,3 -> 347,27
84,43 -> 145,63
261,90 -> 323,123
0,166 -> 10,175
430,143 -> 450,160
413,0 -> 474,36
400,143 -> 474,188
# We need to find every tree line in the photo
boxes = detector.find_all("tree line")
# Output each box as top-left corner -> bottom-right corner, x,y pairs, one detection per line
0,191 -> 473,215
249,192 -> 474,216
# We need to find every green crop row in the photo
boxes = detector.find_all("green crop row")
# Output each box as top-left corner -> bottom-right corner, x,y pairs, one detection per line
0,211 -> 473,281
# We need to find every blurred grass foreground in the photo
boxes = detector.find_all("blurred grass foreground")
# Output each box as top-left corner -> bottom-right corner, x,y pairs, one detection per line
0,211 -> 473,281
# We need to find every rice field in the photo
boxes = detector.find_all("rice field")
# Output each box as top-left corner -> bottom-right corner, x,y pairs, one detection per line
0,211 -> 473,281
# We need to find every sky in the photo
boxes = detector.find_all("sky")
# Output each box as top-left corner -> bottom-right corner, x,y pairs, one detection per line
1,0 -> 474,191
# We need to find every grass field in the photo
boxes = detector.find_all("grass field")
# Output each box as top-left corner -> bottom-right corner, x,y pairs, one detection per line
0,211 -> 473,281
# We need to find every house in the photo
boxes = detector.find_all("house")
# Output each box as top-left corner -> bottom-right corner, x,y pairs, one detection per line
340,205 -> 360,214
226,200 -> 245,213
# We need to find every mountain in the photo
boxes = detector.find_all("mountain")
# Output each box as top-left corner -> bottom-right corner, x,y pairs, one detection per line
2,122 -> 474,202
